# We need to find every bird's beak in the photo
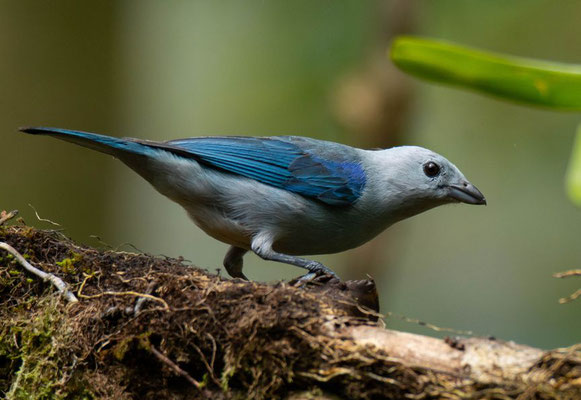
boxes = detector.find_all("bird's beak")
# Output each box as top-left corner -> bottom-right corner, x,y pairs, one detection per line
447,181 -> 486,205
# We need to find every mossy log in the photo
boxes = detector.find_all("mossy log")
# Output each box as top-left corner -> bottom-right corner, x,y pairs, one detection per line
0,223 -> 579,399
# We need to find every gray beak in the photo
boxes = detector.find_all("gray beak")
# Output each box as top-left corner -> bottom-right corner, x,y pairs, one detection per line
448,181 -> 486,205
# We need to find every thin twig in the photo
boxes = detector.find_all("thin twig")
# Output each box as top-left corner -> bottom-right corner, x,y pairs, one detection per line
150,345 -> 201,389
78,273 -> 169,310
134,281 -> 157,315
207,332 -> 217,371
0,241 -> 78,303
191,341 -> 221,386
89,235 -> 114,249
559,289 -> 581,304
0,210 -> 18,226
28,204 -> 61,227
553,269 -> 581,278
554,269 -> 581,303
384,311 -> 474,336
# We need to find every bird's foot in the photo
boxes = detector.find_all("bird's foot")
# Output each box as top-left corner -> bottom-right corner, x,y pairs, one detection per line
305,261 -> 339,278
229,272 -> 249,281
291,262 -> 340,286
292,272 -> 317,285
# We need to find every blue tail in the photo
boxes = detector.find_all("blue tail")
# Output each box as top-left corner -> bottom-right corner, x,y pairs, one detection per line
19,127 -> 155,157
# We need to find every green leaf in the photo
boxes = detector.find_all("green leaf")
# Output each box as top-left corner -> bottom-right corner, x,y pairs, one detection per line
390,36 -> 581,110
566,124 -> 581,206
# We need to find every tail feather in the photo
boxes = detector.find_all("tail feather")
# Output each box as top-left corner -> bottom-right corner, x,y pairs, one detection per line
19,127 -> 155,157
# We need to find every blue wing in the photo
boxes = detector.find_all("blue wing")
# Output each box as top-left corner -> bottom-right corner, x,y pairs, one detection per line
166,136 -> 366,206
20,127 -> 367,206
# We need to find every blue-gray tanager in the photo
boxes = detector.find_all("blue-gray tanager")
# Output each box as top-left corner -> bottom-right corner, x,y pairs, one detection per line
20,127 -> 485,280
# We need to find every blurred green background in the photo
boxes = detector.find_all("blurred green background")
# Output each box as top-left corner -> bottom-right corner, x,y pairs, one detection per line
2,0 -> 580,348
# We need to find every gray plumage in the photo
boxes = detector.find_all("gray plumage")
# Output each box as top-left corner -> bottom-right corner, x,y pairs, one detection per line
20,127 -> 486,281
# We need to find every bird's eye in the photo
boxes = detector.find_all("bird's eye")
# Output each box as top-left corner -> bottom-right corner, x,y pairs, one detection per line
423,162 -> 440,177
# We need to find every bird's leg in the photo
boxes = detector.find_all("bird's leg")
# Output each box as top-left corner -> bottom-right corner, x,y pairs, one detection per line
250,236 -> 339,279
223,246 -> 249,280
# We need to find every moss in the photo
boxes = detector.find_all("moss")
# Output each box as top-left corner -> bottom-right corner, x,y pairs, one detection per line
56,252 -> 83,275
112,340 -> 131,362
0,253 -> 15,265
220,366 -> 236,392
0,296 -> 85,399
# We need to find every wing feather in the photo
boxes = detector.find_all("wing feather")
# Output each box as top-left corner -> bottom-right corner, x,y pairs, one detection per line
163,136 -> 366,206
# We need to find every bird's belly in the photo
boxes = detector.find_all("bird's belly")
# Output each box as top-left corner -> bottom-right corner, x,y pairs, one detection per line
186,207 -> 253,249
272,233 -> 365,255
271,215 -> 385,256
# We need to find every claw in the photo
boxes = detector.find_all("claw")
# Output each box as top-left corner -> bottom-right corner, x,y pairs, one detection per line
291,272 -> 318,286
305,261 -> 339,278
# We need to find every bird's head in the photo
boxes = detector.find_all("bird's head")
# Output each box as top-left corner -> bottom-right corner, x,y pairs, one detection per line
367,146 -> 486,216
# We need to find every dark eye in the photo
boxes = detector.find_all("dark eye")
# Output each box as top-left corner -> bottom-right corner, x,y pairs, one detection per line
423,162 -> 440,177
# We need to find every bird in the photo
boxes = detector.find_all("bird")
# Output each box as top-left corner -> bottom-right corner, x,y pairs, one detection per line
20,127 -> 486,281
